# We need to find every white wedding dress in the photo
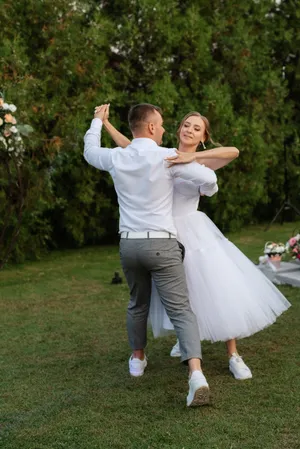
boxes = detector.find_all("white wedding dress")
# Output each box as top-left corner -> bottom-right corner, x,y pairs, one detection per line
149,178 -> 291,342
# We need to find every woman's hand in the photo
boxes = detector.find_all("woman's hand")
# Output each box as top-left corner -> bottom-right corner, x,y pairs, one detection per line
165,150 -> 196,166
94,103 -> 110,121
103,103 -> 110,123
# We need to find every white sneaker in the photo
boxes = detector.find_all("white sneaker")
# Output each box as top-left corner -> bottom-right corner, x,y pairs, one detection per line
129,355 -> 147,377
170,340 -> 182,357
229,353 -> 252,380
186,370 -> 210,407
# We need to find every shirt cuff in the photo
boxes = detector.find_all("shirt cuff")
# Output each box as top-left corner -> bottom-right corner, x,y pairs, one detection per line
91,118 -> 103,129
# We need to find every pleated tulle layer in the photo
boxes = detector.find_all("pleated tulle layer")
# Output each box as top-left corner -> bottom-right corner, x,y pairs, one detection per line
149,211 -> 291,342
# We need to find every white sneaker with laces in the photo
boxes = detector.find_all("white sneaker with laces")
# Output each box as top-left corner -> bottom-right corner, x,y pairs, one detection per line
186,370 -> 210,407
229,353 -> 252,380
170,340 -> 182,358
129,355 -> 147,377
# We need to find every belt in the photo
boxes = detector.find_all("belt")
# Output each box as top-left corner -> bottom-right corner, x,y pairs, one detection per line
120,231 -> 176,239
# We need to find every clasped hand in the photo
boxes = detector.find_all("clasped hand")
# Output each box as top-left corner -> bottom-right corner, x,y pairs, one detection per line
94,104 -> 110,122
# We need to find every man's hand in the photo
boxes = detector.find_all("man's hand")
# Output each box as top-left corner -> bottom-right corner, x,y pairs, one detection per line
94,104 -> 110,121
165,150 -> 196,166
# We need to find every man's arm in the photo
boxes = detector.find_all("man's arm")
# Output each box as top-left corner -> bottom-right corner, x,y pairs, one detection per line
170,161 -> 218,197
83,118 -> 114,171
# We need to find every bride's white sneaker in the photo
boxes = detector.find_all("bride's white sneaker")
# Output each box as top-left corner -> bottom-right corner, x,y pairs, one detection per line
187,370 -> 210,406
229,353 -> 252,380
129,355 -> 147,377
170,340 -> 182,357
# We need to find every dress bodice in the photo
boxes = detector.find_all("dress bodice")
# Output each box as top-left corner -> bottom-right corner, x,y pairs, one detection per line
172,178 -> 200,217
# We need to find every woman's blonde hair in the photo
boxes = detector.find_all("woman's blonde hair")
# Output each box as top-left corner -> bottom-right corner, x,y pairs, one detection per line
177,111 -> 220,147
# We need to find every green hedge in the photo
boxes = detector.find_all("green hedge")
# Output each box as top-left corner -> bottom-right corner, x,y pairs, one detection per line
1,0 -> 299,262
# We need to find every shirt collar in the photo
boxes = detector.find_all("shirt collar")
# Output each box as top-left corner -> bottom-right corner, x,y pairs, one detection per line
131,138 -> 158,148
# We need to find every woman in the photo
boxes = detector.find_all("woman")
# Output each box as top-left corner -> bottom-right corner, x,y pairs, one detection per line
101,105 -> 291,380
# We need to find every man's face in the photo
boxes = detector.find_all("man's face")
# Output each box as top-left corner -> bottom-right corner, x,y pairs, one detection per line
151,110 -> 165,145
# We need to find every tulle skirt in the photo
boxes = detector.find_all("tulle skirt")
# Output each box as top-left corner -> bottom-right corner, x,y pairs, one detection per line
149,211 -> 291,342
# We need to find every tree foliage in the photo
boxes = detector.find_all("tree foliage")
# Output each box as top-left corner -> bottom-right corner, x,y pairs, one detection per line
0,0 -> 299,262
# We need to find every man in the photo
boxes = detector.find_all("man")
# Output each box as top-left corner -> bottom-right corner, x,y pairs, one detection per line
84,103 -> 218,406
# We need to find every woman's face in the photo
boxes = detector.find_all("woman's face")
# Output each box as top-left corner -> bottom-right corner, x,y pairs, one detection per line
179,115 -> 206,151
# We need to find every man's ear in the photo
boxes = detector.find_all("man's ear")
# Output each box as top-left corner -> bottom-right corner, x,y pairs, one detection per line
148,122 -> 155,135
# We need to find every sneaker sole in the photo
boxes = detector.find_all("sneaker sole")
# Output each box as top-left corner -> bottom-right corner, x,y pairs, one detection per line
130,371 -> 145,377
188,386 -> 210,407
229,367 -> 252,380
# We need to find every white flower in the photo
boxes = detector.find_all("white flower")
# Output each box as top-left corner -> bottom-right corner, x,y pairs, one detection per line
3,102 -> 9,109
8,147 -> 14,152
0,118 -> 3,126
9,104 -> 17,112
10,126 -> 18,133
16,136 -> 22,141
0,136 -> 8,148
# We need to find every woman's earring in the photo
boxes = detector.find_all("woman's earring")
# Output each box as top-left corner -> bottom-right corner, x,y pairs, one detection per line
200,141 -> 206,149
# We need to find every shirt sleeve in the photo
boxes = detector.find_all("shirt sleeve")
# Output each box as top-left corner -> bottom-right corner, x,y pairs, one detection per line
199,183 -> 219,197
170,161 -> 218,197
83,118 -> 115,172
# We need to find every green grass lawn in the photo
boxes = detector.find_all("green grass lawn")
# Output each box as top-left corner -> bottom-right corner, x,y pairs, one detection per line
1,223 -> 300,449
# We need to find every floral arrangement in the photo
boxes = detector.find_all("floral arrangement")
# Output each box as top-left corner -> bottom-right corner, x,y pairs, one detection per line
0,95 -> 32,164
285,234 -> 300,261
259,241 -> 286,268
263,241 -> 286,258
0,94 -> 35,270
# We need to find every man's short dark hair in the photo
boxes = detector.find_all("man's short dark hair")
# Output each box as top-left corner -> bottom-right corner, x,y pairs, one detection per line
128,103 -> 162,132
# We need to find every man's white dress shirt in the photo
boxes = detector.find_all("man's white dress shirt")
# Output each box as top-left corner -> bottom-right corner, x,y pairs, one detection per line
84,118 -> 218,235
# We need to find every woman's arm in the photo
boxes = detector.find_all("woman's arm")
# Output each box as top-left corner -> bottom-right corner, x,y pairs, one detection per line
166,147 -> 239,170
103,120 -> 131,148
194,147 -> 239,170
100,105 -> 130,148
